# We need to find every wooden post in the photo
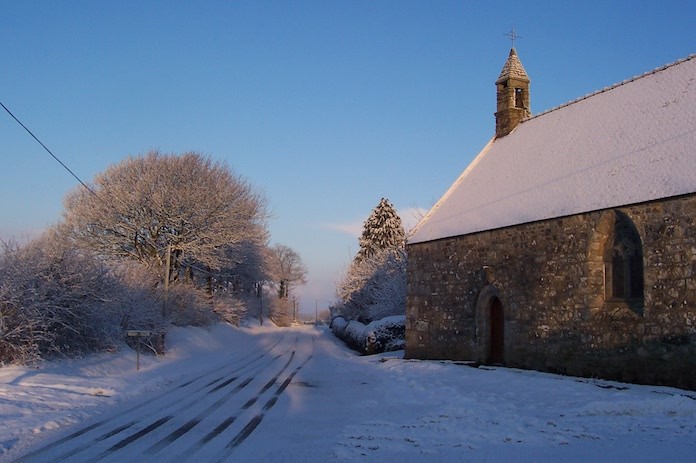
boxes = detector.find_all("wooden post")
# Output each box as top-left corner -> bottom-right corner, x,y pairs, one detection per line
260,285 -> 263,326
127,331 -> 151,371
163,244 -> 171,318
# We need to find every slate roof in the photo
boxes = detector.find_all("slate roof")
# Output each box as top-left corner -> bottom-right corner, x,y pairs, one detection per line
409,54 -> 696,244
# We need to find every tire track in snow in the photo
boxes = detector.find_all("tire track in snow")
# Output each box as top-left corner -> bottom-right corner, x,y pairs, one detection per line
33,354 -> 278,462
173,336 -> 304,460
212,336 -> 315,463
72,352 -> 287,462
144,373 -> 267,455
15,332 -> 290,463
90,336 -> 299,461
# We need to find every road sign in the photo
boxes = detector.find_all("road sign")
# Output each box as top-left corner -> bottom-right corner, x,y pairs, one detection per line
127,330 -> 151,337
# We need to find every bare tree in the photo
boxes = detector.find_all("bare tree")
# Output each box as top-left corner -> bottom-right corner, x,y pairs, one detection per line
265,244 -> 307,326
61,150 -> 270,283
219,239 -> 272,296
269,244 -> 308,299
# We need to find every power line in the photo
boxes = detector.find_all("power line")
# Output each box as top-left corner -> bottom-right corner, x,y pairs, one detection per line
0,100 -> 100,199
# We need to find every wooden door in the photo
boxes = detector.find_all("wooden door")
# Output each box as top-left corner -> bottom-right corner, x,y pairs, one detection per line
489,298 -> 504,364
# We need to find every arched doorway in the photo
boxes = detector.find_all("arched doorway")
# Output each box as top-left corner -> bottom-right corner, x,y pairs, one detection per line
489,297 -> 504,364
475,285 -> 505,365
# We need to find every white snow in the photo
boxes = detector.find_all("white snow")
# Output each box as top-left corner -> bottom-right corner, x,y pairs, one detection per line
410,55 -> 696,244
2,322 -> 696,462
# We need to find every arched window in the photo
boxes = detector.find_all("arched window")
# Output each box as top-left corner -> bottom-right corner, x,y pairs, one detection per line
515,87 -> 524,108
604,211 -> 643,302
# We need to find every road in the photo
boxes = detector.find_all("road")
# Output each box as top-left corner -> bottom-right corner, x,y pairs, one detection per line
9,324 -> 696,463
15,329 -> 316,463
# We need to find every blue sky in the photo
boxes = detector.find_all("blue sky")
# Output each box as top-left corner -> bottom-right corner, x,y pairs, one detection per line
1,1 -> 694,313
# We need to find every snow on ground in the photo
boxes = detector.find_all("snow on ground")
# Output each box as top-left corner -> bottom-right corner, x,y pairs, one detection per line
2,321 -> 696,462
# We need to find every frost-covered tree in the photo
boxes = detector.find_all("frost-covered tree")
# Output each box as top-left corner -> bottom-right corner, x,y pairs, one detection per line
269,244 -> 308,299
332,248 -> 406,323
267,244 -> 307,326
356,198 -> 405,262
218,239 -> 272,296
61,150 -> 269,284
332,199 -> 407,324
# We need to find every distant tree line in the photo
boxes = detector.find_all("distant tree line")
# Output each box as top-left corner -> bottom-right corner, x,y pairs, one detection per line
0,150 -> 306,364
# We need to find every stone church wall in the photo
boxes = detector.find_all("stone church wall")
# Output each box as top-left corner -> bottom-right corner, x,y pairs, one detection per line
406,193 -> 696,390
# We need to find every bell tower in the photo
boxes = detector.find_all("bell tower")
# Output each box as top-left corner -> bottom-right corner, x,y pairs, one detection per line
495,48 -> 531,138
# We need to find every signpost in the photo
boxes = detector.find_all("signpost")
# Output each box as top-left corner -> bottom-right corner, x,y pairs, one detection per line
127,330 -> 152,371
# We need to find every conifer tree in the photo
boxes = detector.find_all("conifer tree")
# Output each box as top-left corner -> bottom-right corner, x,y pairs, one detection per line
356,198 -> 406,262
332,198 -> 407,323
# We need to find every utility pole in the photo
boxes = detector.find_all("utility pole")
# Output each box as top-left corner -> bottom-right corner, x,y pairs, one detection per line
315,299 -> 318,326
256,281 -> 264,326
163,244 -> 171,318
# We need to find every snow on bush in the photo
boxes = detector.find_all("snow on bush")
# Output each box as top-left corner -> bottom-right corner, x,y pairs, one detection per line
331,315 -> 405,354
0,230 -> 179,363
111,261 -> 166,333
330,316 -> 348,335
211,293 -> 248,327
331,249 -> 406,323
0,233 -> 125,363
365,315 -> 406,353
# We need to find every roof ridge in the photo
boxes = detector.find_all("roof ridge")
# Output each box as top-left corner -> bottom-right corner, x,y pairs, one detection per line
524,54 -> 696,122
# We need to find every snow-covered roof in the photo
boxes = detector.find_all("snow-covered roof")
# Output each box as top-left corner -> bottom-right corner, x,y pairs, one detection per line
409,55 -> 696,244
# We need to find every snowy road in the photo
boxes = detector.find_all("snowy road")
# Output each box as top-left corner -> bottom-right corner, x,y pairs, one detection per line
5,323 -> 696,462
14,330 -> 314,462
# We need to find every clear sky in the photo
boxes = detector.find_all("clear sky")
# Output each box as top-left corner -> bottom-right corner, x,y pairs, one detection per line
2,1 -> 694,314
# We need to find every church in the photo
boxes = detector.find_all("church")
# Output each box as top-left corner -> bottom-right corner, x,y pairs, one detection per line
405,49 -> 696,389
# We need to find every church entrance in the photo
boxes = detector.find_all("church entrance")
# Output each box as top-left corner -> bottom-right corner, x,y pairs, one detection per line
488,297 -> 504,364
475,285 -> 505,365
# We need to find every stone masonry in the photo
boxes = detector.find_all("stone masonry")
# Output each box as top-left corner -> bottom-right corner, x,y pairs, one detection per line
405,193 -> 696,390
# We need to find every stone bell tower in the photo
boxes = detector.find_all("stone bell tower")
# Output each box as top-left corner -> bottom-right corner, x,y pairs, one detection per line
495,48 -> 531,138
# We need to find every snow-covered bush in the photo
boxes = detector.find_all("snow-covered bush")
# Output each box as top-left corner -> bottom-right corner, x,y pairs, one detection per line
165,283 -> 217,327
110,261 -> 166,334
364,315 -> 405,354
330,315 -> 406,354
268,296 -> 293,327
0,241 -> 50,363
211,292 -> 248,326
331,319 -> 368,352
331,248 -> 407,323
330,316 -> 348,336
163,279 -> 254,328
0,233 -> 125,363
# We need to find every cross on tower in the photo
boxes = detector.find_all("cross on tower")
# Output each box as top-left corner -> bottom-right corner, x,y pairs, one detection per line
504,27 -> 522,48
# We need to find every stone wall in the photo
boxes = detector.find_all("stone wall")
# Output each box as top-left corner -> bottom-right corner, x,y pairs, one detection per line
406,193 -> 696,390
